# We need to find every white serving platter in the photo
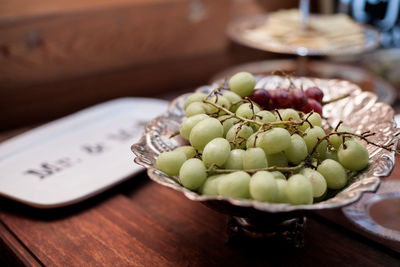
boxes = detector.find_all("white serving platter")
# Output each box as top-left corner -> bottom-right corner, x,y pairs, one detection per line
0,98 -> 168,208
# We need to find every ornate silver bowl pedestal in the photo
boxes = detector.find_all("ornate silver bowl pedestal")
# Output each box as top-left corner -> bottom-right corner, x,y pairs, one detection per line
132,75 -> 399,248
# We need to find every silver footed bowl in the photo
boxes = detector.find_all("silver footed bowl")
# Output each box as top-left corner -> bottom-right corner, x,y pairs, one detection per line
131,75 -> 399,218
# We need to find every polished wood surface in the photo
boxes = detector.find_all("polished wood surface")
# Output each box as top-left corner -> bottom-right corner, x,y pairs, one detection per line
0,129 -> 399,266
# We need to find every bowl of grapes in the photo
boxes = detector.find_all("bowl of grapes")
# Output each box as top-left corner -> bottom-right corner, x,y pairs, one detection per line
131,72 -> 399,247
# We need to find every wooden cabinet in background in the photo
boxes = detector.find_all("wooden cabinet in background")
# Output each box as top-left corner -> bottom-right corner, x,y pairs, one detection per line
0,0 -> 297,130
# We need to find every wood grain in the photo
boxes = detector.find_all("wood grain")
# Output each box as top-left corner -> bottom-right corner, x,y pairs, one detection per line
0,0 -> 179,20
0,0 -> 230,87
0,194 -> 174,266
0,222 -> 42,266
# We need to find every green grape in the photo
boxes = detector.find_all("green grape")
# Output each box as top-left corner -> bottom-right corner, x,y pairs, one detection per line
271,171 -> 286,180
251,124 -> 259,133
280,108 -> 301,122
156,151 -> 187,176
228,72 -> 256,97
309,112 -> 322,126
179,158 -> 207,190
329,125 -> 353,150
189,118 -> 223,151
285,174 -> 313,205
184,92 -> 206,110
256,110 -> 276,124
246,133 -> 258,149
226,124 -> 253,149
249,171 -> 278,202
218,171 -> 251,199
179,114 -> 208,140
311,158 -> 318,168
276,179 -> 289,203
202,138 -> 231,167
206,95 -> 231,116
253,110 -> 276,131
236,103 -> 260,119
300,168 -> 327,198
274,109 -> 285,121
325,149 -> 339,161
299,112 -> 322,131
284,134 -> 308,164
223,149 -> 245,169
256,128 -> 291,155
199,175 -> 225,196
304,126 -> 327,158
185,102 -> 210,117
173,146 -> 196,159
218,116 -> 239,137
317,159 -> 348,189
313,191 -> 327,203
338,140 -> 369,171
243,148 -> 267,170
266,152 -> 288,167
223,91 -> 242,112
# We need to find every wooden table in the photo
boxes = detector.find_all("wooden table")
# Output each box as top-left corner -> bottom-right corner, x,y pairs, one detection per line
1,131 -> 400,266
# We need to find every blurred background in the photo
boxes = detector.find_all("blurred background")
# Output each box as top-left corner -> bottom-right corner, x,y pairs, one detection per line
0,0 -> 399,131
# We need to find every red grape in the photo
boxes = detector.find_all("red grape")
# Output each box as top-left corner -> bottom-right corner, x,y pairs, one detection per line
290,89 -> 308,109
270,88 -> 291,109
305,87 -> 324,103
302,98 -> 323,115
249,89 -> 272,109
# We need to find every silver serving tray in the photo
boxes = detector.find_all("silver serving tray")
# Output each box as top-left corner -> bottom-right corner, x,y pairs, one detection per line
227,14 -> 380,56
131,76 -> 399,217
343,180 -> 400,243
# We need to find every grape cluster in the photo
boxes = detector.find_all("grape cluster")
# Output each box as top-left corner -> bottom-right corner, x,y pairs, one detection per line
156,72 -> 371,205
249,84 -> 324,115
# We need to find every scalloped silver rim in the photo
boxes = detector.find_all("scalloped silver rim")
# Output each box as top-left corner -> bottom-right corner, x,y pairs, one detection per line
132,75 -> 399,214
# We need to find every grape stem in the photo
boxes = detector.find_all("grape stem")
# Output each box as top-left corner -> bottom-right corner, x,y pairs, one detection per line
309,120 -> 400,156
321,94 -> 350,106
334,120 -> 343,132
275,109 -> 283,121
204,78 -> 225,100
218,115 -> 235,123
270,70 -> 296,90
203,85 -> 315,129
169,131 -> 180,138
302,112 -> 314,129
207,161 -> 306,175
245,97 -> 257,120
322,115 -> 334,130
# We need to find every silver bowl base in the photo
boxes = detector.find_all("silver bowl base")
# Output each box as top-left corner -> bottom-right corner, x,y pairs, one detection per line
226,216 -> 307,248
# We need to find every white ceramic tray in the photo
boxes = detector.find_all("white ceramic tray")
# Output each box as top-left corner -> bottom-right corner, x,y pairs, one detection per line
0,98 -> 168,208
